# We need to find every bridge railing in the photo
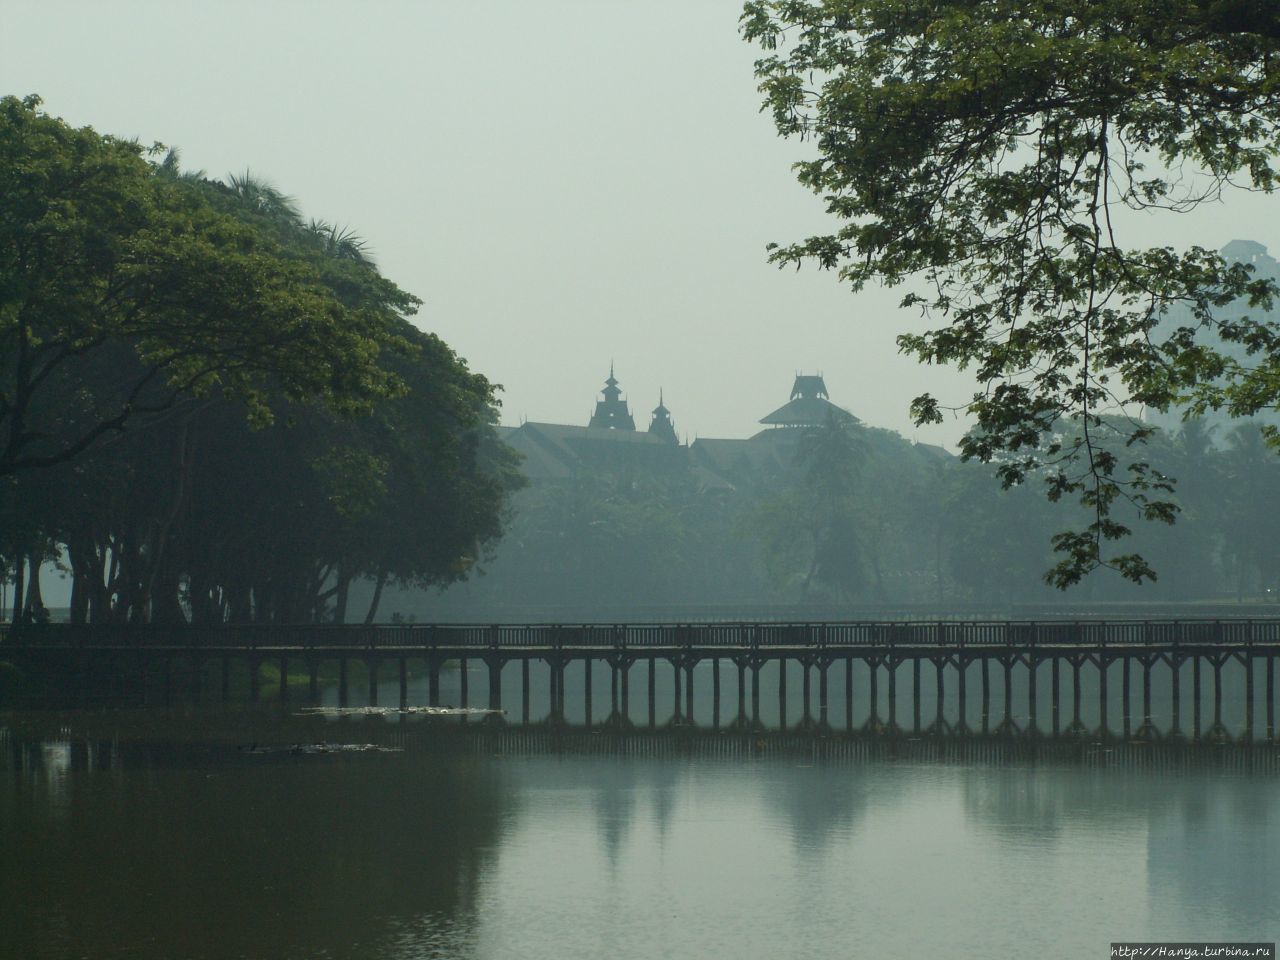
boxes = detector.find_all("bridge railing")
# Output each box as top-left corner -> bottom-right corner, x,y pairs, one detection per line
5,619 -> 1280,651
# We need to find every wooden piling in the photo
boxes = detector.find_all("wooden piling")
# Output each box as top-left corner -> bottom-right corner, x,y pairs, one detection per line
489,658 -> 502,713
868,659 -> 879,727
521,658 -> 530,723
819,660 -> 829,726
934,658 -> 944,730
459,657 -> 469,709
1027,657 -> 1037,732
803,659 -> 813,725
1003,658 -> 1014,728
958,658 -> 967,731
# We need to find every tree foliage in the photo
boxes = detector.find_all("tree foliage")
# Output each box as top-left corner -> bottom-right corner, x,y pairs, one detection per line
741,0 -> 1280,586
0,95 -> 411,477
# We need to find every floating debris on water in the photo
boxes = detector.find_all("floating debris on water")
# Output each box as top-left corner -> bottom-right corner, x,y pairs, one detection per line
293,706 -> 506,718
238,743 -> 402,755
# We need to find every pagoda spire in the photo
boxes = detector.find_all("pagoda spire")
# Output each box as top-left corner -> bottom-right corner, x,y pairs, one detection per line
588,365 -> 635,430
647,388 -> 678,444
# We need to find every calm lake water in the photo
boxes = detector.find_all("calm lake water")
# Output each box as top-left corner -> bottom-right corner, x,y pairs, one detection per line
3,705 -> 1278,960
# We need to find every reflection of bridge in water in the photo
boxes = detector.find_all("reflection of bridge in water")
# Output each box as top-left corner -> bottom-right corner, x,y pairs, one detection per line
7,620 -> 1280,744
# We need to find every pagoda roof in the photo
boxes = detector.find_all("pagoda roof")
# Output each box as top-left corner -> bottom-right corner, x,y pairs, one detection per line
758,396 -> 858,427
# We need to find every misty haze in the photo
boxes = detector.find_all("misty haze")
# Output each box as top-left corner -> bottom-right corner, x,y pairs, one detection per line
2,3 -> 1279,959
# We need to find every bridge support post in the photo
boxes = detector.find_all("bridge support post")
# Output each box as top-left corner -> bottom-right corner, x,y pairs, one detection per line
686,660 -> 695,724
1098,657 -> 1108,735
935,658 -> 945,732
584,657 -> 592,728
1027,657 -> 1037,733
737,659 -> 747,725
845,656 -> 854,732
819,660 -> 829,727
1122,656 -> 1131,737
778,657 -> 787,730
648,658 -> 657,728
1213,656 -> 1223,734
1141,657 -> 1153,738
672,658 -> 682,723
1051,657 -> 1059,736
751,661 -> 761,725
912,657 -> 921,733
980,658 -> 989,734
490,658 -> 503,715
958,658 -> 967,732
1072,658 -> 1082,732
1268,655 -> 1275,741
712,657 -> 721,729
888,659 -> 897,731
459,658 -> 469,711
1245,654 -> 1254,741
1003,658 -> 1014,731
868,659 -> 879,729
620,658 -> 630,721
521,659 -> 529,723
1193,655 -> 1202,740
802,659 -> 812,726
368,658 -> 378,707
1170,656 -> 1181,737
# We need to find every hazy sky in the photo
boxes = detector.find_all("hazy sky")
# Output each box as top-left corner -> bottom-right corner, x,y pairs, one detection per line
5,1 -> 1277,448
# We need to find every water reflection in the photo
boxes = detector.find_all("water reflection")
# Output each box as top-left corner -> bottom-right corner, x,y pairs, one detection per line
3,712 -> 1278,959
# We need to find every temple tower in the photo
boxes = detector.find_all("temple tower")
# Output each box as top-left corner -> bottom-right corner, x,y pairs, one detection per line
588,364 -> 636,430
647,390 -> 678,444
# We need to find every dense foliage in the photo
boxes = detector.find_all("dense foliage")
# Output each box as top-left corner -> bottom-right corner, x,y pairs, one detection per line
741,1 -> 1280,586
0,97 -> 522,624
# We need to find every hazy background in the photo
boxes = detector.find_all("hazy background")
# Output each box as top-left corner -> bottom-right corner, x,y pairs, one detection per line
3,0 -> 1276,447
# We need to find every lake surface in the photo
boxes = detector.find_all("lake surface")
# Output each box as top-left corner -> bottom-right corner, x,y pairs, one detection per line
3,709 -> 1278,960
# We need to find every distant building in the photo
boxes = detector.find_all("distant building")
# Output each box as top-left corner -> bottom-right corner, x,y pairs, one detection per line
499,368 -> 939,490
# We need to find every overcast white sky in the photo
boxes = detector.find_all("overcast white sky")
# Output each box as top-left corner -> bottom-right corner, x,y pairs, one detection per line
4,1 -> 1277,448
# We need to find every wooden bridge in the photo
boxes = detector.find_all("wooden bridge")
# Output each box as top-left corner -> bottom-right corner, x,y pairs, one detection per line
4,620 -> 1280,740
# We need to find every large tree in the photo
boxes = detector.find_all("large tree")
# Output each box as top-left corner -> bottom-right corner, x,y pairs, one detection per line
742,1 -> 1280,586
0,95 -> 411,477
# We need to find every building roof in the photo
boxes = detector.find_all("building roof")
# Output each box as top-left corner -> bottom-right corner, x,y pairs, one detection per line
758,396 -> 858,428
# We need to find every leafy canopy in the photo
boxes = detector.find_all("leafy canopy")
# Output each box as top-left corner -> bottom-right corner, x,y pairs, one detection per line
742,0 -> 1280,586
0,95 -> 414,476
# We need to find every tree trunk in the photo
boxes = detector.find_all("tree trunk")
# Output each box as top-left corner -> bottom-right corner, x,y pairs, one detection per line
25,551 -> 44,618
364,570 -> 388,625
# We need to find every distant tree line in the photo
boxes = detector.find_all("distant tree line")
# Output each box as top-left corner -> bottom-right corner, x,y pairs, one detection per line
421,416 -> 1280,619
0,95 -> 522,624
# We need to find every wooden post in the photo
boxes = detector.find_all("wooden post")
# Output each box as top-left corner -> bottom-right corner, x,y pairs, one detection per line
869,659 -> 879,727
1142,657 -> 1153,735
1122,656 -> 1131,737
1245,653 -> 1254,741
489,657 -> 502,713
935,658 -> 945,730
958,657 -> 967,731
1051,657 -> 1059,735
778,657 -> 787,729
610,660 -> 619,719
620,657 -> 630,720
846,656 -> 854,732
649,657 -> 657,728
712,657 -> 721,729
980,657 -> 989,734
1004,658 -> 1014,728
752,661 -> 761,724
368,658 -> 378,707
738,659 -> 747,723
1027,657 -> 1037,732
673,658 -> 683,722
1213,656 -> 1223,731
1268,655 -> 1275,741
1072,658 -> 1082,730
1098,656 -> 1109,735
819,660 -> 829,726
888,658 -> 897,730
521,658 -> 530,723
803,659 -> 813,725
912,656 -> 921,733
1170,656 -> 1180,736
1193,655 -> 1201,740
686,660 -> 695,724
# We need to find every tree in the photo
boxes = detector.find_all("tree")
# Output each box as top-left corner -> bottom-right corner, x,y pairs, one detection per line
742,1 -> 1280,587
0,95 -> 411,477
